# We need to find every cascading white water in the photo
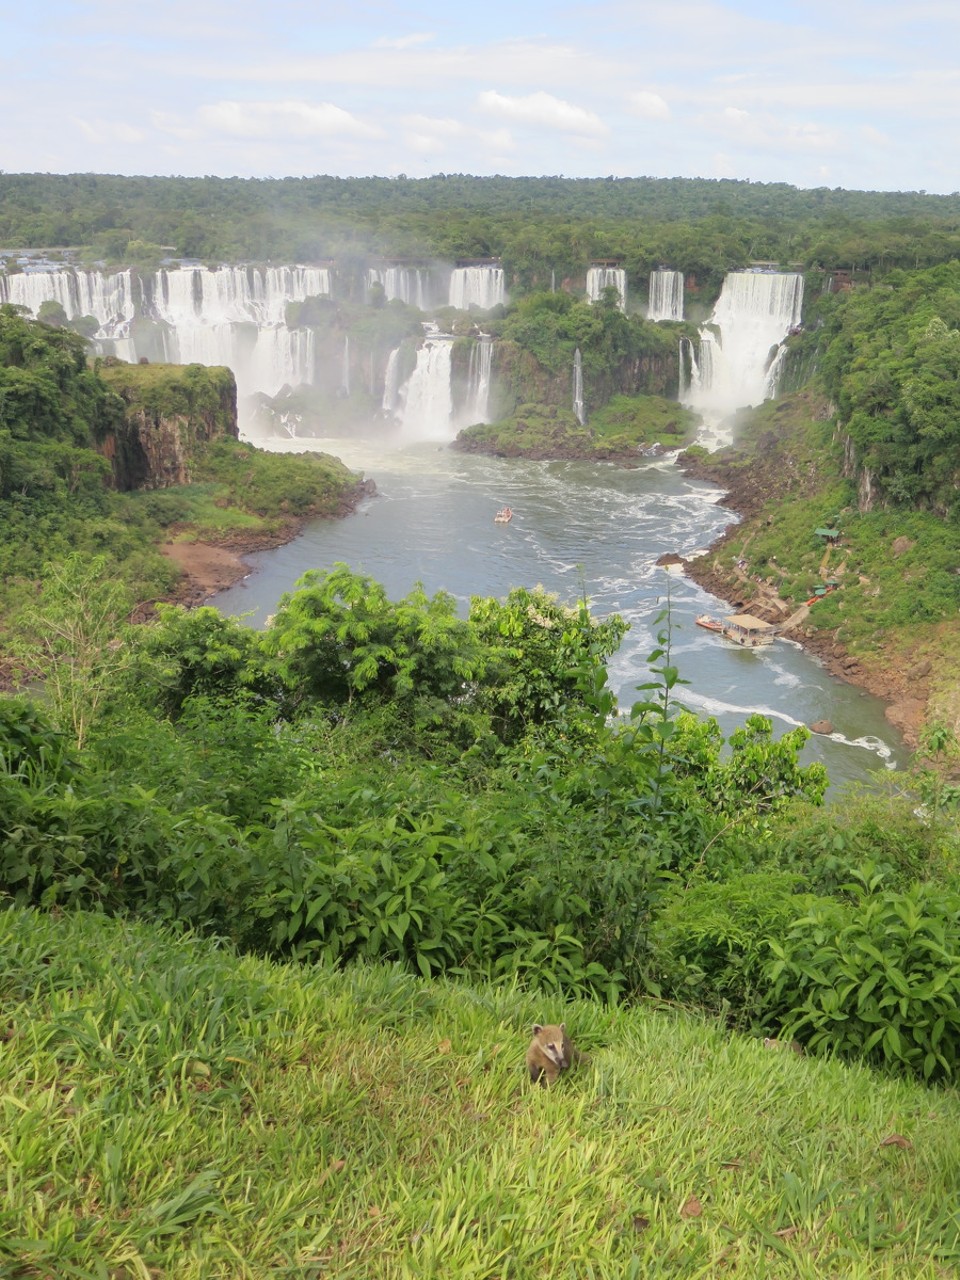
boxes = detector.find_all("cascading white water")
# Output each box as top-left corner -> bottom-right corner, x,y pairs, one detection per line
146,265 -> 331,328
341,335 -> 351,397
146,266 -> 331,400
448,267 -> 506,311
460,336 -> 494,427
2,264 -> 332,408
680,270 -> 803,429
381,347 -> 402,415
367,266 -> 433,309
398,335 -> 454,441
586,266 -> 626,311
573,348 -> 586,425
647,269 -> 684,322
0,268 -> 136,335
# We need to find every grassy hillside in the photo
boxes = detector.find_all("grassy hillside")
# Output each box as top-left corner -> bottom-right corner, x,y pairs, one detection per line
4,906 -> 960,1279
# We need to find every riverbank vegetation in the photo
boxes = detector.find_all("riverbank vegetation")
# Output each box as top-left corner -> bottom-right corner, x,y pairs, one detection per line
4,556 -> 960,1065
454,394 -> 696,461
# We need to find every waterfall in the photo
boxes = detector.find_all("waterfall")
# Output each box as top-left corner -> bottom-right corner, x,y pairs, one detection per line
1,263 -> 334,422
448,266 -> 506,311
341,335 -> 350,397
461,336 -> 494,426
367,266 -> 432,309
681,270 -> 804,426
382,346 -> 402,415
147,265 -> 331,328
0,267 -> 136,335
586,266 -> 626,311
145,265 -> 329,404
573,348 -> 586,425
648,270 -> 684,322
399,335 -> 454,441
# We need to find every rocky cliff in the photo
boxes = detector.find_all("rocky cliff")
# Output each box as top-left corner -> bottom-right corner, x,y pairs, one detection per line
95,360 -> 238,491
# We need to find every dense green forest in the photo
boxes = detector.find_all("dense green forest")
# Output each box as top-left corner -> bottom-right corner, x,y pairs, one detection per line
5,172 -> 960,289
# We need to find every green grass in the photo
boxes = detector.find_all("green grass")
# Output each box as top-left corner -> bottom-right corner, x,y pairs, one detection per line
125,482 -> 268,537
588,394 -> 697,449
4,906 -> 960,1278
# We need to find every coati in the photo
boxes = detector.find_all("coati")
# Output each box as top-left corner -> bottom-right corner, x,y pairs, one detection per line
526,1022 -> 583,1084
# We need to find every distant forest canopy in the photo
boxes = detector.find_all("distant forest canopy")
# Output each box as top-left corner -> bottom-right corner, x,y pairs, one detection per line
3,172 -> 960,287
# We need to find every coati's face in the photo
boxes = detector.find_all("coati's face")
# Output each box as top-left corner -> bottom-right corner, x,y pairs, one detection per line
532,1023 -> 568,1068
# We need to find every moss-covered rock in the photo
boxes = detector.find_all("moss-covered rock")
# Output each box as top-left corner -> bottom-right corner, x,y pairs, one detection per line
453,394 -> 697,462
96,359 -> 237,490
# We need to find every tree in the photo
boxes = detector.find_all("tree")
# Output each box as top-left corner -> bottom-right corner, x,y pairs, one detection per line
263,564 -> 483,711
469,586 -> 627,743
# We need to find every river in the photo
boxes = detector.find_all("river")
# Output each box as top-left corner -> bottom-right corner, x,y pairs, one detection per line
210,435 -> 906,795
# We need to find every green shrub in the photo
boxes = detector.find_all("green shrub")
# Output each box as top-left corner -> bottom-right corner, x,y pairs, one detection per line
0,697 -> 76,783
650,871 -> 818,1018
771,791 -> 946,893
764,883 -> 960,1080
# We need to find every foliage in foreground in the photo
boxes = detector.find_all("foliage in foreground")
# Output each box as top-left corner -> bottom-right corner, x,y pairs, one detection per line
6,558 -> 960,1085
4,906 -> 960,1280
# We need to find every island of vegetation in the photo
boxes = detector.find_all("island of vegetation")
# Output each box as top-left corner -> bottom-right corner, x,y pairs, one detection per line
3,172 -> 960,1277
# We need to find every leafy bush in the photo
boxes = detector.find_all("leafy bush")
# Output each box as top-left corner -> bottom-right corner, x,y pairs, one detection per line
764,884 -> 960,1080
650,871 -> 818,1017
771,791 -> 947,893
0,697 -> 76,783
126,603 -> 278,719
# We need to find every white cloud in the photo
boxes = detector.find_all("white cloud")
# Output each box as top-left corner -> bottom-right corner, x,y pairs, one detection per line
373,33 -> 437,50
860,125 -> 892,146
404,132 -> 447,156
626,90 -> 670,120
180,39 -> 600,92
476,90 -> 607,137
401,114 -> 465,139
73,117 -> 145,145
707,105 -> 839,155
401,115 -> 517,159
195,100 -> 381,139
477,128 -> 516,153
7,0 -> 960,189
150,110 -> 198,141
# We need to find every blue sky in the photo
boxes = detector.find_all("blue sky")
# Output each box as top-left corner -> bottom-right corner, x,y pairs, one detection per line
1,0 -> 957,193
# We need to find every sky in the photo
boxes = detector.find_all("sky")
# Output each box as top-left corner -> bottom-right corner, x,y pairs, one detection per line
1,0 -> 957,194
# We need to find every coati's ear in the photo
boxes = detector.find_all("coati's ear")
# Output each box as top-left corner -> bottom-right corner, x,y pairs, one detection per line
532,1024 -> 543,1035
560,1023 -> 566,1033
